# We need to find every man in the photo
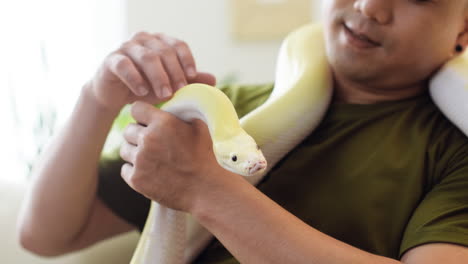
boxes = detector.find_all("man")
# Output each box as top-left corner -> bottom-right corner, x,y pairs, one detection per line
18,0 -> 468,263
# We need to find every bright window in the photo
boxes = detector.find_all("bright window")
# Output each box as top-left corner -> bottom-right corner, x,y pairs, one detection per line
0,0 -> 126,183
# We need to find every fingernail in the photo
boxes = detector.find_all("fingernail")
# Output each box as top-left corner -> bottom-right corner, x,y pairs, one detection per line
138,86 -> 149,96
155,86 -> 164,98
161,86 -> 172,98
187,67 -> 196,78
177,82 -> 186,90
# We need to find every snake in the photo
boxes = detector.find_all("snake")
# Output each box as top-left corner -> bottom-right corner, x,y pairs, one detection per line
117,23 -> 468,263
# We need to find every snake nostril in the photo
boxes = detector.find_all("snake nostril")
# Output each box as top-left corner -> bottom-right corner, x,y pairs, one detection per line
249,161 -> 267,174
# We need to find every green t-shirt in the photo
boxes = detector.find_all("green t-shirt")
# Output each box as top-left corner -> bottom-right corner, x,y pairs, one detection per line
98,83 -> 468,263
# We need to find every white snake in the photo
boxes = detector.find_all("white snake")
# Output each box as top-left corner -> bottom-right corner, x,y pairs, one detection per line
124,23 -> 468,263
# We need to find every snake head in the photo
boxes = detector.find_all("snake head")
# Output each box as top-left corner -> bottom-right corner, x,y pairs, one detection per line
213,133 -> 267,177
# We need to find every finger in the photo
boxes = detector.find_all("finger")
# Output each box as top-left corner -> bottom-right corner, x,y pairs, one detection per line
122,44 -> 172,99
107,53 -> 150,96
123,123 -> 145,146
144,37 -> 188,91
156,34 -> 197,79
130,31 -> 153,43
131,101 -> 159,126
121,163 -> 135,186
190,72 -> 217,86
120,141 -> 137,165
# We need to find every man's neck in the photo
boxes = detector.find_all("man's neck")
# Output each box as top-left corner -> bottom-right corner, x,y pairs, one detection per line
332,73 -> 428,104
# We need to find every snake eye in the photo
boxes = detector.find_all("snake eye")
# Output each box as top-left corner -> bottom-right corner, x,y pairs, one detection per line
231,155 -> 237,162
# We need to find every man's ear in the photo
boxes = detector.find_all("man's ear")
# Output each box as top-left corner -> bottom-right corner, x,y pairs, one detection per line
456,19 -> 468,51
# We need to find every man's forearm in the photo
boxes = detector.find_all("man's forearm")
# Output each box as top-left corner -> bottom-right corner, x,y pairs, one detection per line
192,172 -> 401,264
18,83 -> 120,255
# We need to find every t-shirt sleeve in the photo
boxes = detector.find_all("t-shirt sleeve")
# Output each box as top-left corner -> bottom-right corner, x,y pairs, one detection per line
399,127 -> 468,258
96,82 -> 274,232
217,82 -> 274,118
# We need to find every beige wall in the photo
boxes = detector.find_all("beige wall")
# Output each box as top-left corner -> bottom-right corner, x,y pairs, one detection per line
125,0 -> 323,85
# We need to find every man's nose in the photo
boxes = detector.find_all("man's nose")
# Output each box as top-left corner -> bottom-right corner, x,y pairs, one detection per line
353,0 -> 393,25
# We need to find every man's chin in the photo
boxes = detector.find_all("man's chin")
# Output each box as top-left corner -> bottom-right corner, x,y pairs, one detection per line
330,56 -> 382,83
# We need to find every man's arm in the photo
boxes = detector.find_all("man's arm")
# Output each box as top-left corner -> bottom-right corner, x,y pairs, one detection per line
191,172 -> 468,264
401,243 -> 468,264
17,28 -> 218,256
17,85 -> 134,256
59,197 -> 137,253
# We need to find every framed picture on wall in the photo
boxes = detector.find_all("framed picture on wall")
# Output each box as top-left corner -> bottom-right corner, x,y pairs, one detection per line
230,0 -> 312,41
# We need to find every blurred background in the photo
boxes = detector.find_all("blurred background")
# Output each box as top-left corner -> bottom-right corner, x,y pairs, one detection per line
0,0 -> 322,263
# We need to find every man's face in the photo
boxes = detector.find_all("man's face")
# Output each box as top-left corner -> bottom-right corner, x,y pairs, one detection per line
323,0 -> 467,90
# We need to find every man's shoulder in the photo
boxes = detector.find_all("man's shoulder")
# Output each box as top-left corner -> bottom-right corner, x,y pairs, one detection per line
417,96 -> 468,184
422,96 -> 468,148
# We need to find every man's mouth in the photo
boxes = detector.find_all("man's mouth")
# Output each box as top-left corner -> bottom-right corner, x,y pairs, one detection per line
342,22 -> 381,48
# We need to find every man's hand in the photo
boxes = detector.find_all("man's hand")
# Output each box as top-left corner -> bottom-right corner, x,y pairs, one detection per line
86,31 -> 216,112
119,100 -> 230,212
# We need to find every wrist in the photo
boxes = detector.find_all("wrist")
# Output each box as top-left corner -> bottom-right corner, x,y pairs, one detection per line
81,81 -> 123,116
190,169 -> 250,223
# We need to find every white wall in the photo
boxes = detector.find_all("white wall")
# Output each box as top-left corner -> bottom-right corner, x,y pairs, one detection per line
0,0 -> 129,182
125,0 -> 323,85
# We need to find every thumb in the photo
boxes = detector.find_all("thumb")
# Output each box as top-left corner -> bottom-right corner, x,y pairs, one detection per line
188,72 -> 216,86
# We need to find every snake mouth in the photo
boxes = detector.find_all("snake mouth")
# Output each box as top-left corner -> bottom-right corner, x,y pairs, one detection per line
248,160 -> 267,175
